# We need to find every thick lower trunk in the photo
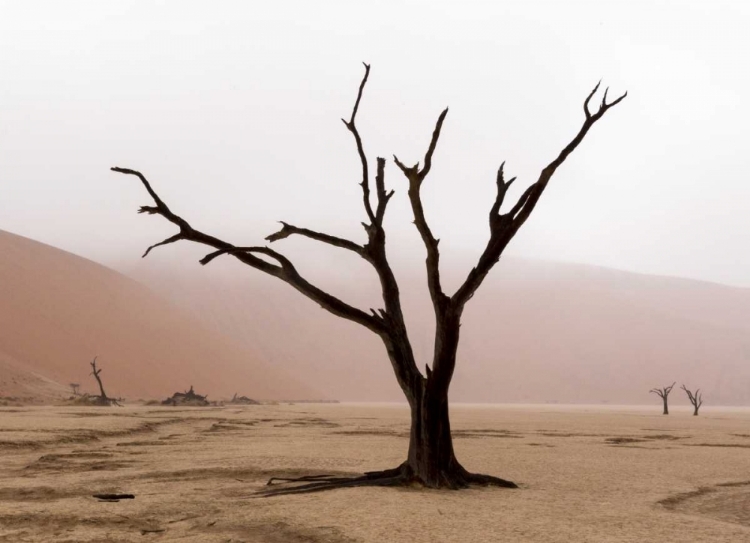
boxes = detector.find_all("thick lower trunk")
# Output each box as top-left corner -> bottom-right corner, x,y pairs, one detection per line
405,382 -> 468,488
663,398 -> 669,415
95,377 -> 107,400
693,406 -> 699,416
259,338 -> 517,496
356,314 -> 516,491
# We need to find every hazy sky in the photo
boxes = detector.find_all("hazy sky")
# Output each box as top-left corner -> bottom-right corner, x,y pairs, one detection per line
1,0 -> 749,287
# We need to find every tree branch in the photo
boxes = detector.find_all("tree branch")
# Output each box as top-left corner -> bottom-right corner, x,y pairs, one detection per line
265,222 -> 364,256
419,108 -> 449,181
374,158 -> 395,225
111,167 -> 385,334
488,162 -> 517,228
681,384 -> 702,408
199,245 -> 292,268
393,108 -> 452,311
451,82 -> 627,310
112,65 -> 435,403
342,63 -> 376,225
650,381 -> 676,399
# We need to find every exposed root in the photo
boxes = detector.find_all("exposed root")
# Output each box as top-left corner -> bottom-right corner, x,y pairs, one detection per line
256,463 -> 517,497
462,470 -> 519,488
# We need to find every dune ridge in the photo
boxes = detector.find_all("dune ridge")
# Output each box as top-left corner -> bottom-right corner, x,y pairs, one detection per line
0,229 -> 316,402
124,252 -> 750,405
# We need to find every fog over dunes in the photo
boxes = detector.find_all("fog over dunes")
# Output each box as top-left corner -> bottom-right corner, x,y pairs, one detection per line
0,229 -> 316,401
2,225 -> 748,405
122,251 -> 750,405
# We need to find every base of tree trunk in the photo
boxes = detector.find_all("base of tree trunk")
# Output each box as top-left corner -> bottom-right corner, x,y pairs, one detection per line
256,462 -> 517,497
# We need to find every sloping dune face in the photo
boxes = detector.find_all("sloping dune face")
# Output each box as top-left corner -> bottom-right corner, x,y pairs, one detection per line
129,257 -> 750,405
0,230 -> 315,401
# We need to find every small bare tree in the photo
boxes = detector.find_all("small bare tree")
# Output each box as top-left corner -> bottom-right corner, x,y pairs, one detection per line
69,383 -> 80,396
113,64 -> 625,494
681,384 -> 703,416
649,382 -> 676,415
89,357 -> 120,406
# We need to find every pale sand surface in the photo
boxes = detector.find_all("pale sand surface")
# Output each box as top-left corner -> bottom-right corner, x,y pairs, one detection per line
0,403 -> 748,542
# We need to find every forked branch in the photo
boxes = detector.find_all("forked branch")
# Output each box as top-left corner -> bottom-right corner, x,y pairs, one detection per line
393,107 -> 451,310
451,82 -> 627,310
681,384 -> 703,415
649,382 -> 676,399
261,65 -> 391,259
341,65 -> 395,231
342,63 -> 377,226
260,66 -> 406,337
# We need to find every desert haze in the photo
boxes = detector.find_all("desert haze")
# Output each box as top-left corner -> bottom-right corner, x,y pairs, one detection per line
0,229 -> 314,403
2,227 -> 749,406
126,252 -> 750,406
0,227 -> 750,405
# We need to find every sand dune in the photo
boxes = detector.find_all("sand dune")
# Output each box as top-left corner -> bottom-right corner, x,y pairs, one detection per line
3,225 -> 748,405
0,229 -> 315,401
125,254 -> 750,405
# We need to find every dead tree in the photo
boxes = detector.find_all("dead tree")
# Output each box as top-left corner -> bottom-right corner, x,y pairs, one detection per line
649,382 -> 676,415
89,357 -> 120,406
69,383 -> 80,396
681,384 -> 703,416
112,64 -> 625,494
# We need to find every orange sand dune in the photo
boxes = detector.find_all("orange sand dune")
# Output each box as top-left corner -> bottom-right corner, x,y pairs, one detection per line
0,230 -> 316,401
126,253 -> 750,405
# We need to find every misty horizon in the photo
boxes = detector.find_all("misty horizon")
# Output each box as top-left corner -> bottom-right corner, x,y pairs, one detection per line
2,0 -> 750,288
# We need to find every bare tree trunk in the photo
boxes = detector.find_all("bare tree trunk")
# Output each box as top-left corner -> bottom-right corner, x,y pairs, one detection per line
650,382 -> 675,415
89,357 -> 120,406
400,315 -> 490,488
92,367 -> 107,400
681,385 -> 702,417
407,379 -> 461,486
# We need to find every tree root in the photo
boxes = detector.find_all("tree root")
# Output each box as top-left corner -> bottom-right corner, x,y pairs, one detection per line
256,463 -> 517,497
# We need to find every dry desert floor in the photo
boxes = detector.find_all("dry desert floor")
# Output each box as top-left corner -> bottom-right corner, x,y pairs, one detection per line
0,403 -> 749,542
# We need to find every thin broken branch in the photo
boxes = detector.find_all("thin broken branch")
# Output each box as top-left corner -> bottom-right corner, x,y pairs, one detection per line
265,222 -> 364,255
342,63 -> 376,225
419,108 -> 449,181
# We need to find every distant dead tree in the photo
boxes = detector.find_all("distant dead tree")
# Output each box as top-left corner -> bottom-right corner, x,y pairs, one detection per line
69,383 -> 80,396
112,64 -> 625,494
681,384 -> 703,416
89,357 -> 120,406
649,382 -> 676,415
